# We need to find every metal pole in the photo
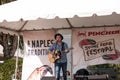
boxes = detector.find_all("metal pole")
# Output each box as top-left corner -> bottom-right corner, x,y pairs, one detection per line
70,30 -> 73,80
14,35 -> 20,80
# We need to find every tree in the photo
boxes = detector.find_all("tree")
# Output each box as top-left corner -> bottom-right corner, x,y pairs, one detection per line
0,0 -> 16,5
0,32 -> 22,60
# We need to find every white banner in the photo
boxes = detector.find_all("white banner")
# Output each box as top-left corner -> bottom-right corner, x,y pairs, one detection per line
72,27 -> 120,73
83,39 -> 115,60
21,30 -> 56,80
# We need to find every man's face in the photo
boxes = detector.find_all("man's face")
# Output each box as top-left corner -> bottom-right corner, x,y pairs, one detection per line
56,35 -> 62,42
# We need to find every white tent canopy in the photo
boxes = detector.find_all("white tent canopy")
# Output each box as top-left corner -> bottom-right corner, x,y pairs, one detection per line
1,13 -> 120,32
0,0 -> 120,21
1,1 -> 120,80
0,0 -> 120,32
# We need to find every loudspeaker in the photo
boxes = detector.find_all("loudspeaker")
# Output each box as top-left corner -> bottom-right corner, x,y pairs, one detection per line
41,76 -> 55,80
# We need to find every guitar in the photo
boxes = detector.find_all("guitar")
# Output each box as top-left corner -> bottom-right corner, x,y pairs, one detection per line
48,48 -> 73,63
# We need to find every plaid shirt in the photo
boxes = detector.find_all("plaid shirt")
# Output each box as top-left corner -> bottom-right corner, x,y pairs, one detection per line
48,42 -> 68,63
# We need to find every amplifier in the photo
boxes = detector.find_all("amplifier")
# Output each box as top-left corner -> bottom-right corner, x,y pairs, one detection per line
41,76 -> 55,80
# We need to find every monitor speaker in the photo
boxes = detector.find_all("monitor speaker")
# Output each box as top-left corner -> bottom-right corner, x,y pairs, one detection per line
41,76 -> 55,80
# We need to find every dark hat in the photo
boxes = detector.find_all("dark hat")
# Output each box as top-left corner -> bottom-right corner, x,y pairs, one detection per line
54,33 -> 63,40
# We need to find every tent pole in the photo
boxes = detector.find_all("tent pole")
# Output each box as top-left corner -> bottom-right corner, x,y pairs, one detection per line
66,18 -> 73,80
14,35 -> 20,80
71,30 -> 73,80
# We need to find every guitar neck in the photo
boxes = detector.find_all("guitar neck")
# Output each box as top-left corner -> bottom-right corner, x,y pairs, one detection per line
59,47 -> 73,53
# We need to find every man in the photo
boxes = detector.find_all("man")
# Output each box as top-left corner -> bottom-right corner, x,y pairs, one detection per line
27,65 -> 53,80
48,33 -> 69,80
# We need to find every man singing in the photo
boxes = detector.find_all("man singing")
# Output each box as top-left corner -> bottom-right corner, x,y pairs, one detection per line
48,33 -> 69,80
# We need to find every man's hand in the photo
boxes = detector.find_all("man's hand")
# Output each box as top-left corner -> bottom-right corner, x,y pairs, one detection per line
64,49 -> 69,53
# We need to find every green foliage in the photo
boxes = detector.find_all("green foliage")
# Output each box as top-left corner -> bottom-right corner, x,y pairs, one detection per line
0,58 -> 23,80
